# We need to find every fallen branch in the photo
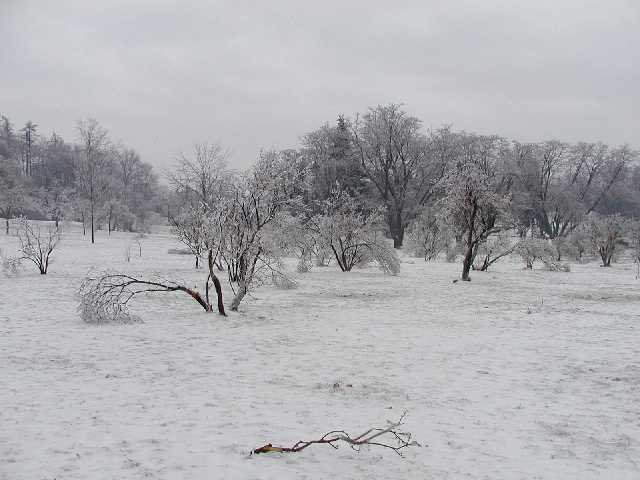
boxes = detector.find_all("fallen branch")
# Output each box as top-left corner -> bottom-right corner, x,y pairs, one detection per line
251,413 -> 420,457
78,270 -> 220,323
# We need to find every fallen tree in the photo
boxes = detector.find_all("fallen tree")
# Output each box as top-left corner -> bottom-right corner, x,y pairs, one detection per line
78,271 -> 223,323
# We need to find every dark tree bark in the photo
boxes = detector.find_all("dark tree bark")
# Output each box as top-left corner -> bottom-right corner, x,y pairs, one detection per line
207,249 -> 226,316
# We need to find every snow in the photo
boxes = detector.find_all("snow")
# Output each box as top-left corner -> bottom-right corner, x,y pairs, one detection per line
1,223 -> 639,479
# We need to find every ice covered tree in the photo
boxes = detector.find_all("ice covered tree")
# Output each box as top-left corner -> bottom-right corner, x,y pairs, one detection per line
78,272 -> 215,323
169,142 -> 230,210
20,121 -> 38,177
352,104 -> 449,248
509,141 -> 633,239
629,221 -> 640,279
405,207 -> 451,261
473,231 -> 516,272
302,115 -> 365,203
514,237 -> 555,269
307,189 -> 400,274
439,134 -> 512,281
75,119 -> 111,244
218,151 -> 306,310
171,203 -> 207,269
37,183 -> 71,228
586,213 -> 627,267
16,218 -> 62,274
0,156 -> 31,235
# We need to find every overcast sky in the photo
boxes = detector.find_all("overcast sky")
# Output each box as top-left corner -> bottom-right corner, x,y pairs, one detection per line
2,0 -> 638,172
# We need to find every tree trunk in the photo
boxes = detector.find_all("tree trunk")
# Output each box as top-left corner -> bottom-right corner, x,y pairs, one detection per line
208,249 -> 226,316
388,209 -> 404,249
230,280 -> 247,311
478,253 -> 490,272
5,218 -> 8,235
90,201 -> 95,244
461,244 -> 474,281
195,255 -> 200,269
461,203 -> 478,281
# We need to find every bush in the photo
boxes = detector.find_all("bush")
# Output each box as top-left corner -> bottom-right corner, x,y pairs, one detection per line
515,237 -> 556,269
1,254 -> 23,277
405,208 -> 451,261
543,260 -> 571,272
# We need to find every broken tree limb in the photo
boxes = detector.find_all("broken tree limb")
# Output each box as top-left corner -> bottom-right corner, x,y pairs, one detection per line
251,413 -> 420,457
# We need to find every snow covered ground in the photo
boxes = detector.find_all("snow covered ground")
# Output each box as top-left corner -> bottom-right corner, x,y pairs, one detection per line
1,223 -> 639,479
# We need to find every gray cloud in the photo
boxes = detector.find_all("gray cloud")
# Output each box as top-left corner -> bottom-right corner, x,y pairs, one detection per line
2,0 -> 638,172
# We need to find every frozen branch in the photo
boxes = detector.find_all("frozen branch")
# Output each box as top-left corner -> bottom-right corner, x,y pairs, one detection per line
251,413 -> 420,457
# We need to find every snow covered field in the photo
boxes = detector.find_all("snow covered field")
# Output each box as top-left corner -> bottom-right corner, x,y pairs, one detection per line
1,223 -> 639,480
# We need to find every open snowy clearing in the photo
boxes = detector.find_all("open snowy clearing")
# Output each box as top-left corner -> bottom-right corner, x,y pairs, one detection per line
1,224 -> 639,479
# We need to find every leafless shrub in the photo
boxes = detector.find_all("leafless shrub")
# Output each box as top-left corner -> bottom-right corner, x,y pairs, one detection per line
307,189 -> 399,275
473,232 -> 516,271
515,237 -> 556,269
586,213 -> 627,267
542,260 -> 571,272
629,221 -> 640,279
406,208 -> 451,261
16,218 -> 62,274
1,254 -> 24,277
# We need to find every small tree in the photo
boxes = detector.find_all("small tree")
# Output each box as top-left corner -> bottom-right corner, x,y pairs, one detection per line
566,225 -> 590,262
405,208 -> 451,261
16,218 -> 62,274
75,118 -> 111,244
308,189 -> 400,274
629,221 -> 640,279
0,157 -> 31,235
587,214 -> 627,267
218,151 -> 306,311
515,237 -> 556,269
439,134 -> 512,281
473,232 -> 516,272
171,204 -> 207,269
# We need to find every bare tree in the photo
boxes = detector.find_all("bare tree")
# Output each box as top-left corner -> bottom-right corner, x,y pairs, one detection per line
587,213 -> 627,267
219,151 -> 306,310
629,221 -> 640,279
171,204 -> 207,269
352,104 -> 448,248
16,218 -> 62,274
515,237 -> 556,270
20,121 -> 38,177
308,189 -> 400,274
169,143 -> 230,209
510,141 -> 634,238
75,119 -> 111,244
405,207 -> 451,261
439,134 -> 512,281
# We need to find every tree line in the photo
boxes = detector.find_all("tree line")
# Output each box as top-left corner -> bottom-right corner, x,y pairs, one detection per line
3,104 -> 639,288
0,115 -> 165,240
